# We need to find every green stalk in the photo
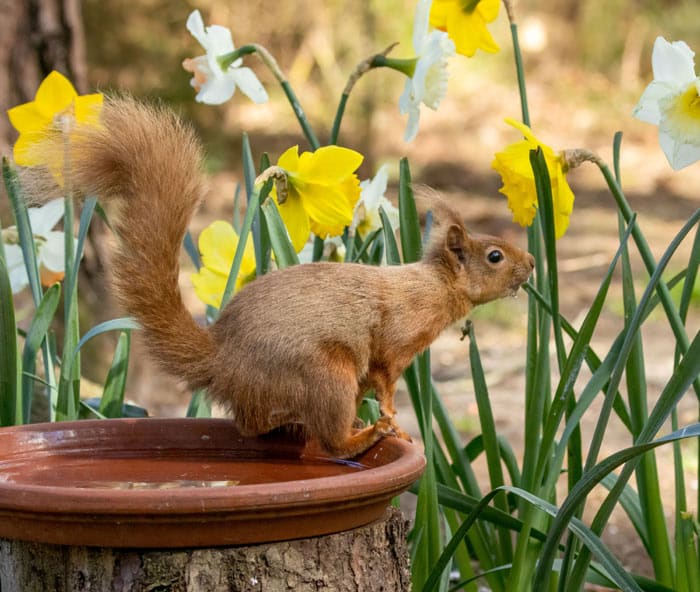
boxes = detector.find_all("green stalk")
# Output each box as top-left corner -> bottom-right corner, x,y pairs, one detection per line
509,22 -> 531,127
330,44 -> 398,145
220,44 -> 320,150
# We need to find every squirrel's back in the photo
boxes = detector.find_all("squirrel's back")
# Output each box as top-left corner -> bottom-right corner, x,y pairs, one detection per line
65,98 -> 216,389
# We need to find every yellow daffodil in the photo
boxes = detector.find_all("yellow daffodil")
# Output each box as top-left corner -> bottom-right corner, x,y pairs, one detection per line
191,220 -> 256,308
492,119 -> 574,239
7,71 -> 103,177
430,0 -> 500,58
272,145 -> 363,252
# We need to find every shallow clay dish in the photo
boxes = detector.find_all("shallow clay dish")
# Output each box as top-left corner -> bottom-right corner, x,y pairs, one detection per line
0,418 -> 425,548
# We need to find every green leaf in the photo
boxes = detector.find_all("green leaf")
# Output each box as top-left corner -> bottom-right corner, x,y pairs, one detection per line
21,283 -> 61,423
220,185 -> 262,308
0,254 -> 18,426
261,198 -> 299,269
99,331 -> 131,418
350,228 -> 382,263
2,158 -> 42,306
56,318 -> 140,420
379,206 -> 401,265
186,389 -> 212,418
398,158 -> 422,264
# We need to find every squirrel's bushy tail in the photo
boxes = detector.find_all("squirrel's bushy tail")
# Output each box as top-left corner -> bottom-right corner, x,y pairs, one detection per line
64,97 -> 215,390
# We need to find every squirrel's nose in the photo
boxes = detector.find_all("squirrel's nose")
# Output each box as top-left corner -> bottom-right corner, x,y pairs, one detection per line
527,253 -> 535,269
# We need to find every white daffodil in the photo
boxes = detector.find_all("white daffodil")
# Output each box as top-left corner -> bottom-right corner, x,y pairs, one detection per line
183,10 -> 268,105
352,165 -> 399,237
399,0 -> 456,142
2,200 -> 68,294
633,36 -> 700,170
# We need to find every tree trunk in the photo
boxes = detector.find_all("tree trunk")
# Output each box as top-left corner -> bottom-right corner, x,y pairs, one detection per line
0,0 -> 87,159
0,507 -> 411,591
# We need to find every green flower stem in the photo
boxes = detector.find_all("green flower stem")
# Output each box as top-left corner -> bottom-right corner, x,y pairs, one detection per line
330,44 -> 399,145
220,44 -> 320,150
509,23 -> 531,127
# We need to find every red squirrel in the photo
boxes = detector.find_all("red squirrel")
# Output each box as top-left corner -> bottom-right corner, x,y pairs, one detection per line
25,98 -> 534,458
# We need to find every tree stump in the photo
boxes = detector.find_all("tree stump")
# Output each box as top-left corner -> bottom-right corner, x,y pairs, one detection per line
0,507 -> 410,592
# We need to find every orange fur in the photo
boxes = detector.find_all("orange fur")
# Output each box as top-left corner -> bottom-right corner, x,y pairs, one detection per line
26,98 -> 534,459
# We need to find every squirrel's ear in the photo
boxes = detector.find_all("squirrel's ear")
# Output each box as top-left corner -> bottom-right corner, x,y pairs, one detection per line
445,224 -> 467,263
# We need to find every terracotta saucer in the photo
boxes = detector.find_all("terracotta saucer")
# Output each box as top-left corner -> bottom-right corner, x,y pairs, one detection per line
0,418 -> 425,548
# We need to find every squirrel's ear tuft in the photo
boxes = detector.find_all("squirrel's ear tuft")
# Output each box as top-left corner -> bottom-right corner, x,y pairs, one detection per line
445,224 -> 467,263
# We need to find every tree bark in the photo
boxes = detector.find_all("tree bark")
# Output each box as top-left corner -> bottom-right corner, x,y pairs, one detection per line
0,507 -> 411,592
0,0 -> 87,159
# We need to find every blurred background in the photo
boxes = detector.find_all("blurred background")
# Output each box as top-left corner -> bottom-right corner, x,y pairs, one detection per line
2,0 -> 699,417
3,0 -> 700,572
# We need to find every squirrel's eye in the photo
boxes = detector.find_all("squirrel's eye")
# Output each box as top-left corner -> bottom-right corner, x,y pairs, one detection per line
487,249 -> 504,264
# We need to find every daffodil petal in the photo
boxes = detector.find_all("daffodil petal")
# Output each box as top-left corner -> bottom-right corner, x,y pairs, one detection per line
429,0 -> 450,28
651,37 -> 696,86
296,146 -> 363,184
633,80 -> 675,125
191,267 -> 228,309
7,102 -> 50,134
476,0 -> 501,22
34,71 -> 77,119
74,93 -> 104,125
276,193 -> 311,252
4,244 -> 30,294
658,129 -> 700,170
186,10 -> 208,49
230,67 -> 269,104
300,184 -> 355,238
412,0 -> 432,52
195,75 -> 237,105
40,231 -> 67,272
12,131 -> 47,166
553,170 -> 575,239
277,145 -> 300,172
28,199 -> 64,235
198,220 -> 238,275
